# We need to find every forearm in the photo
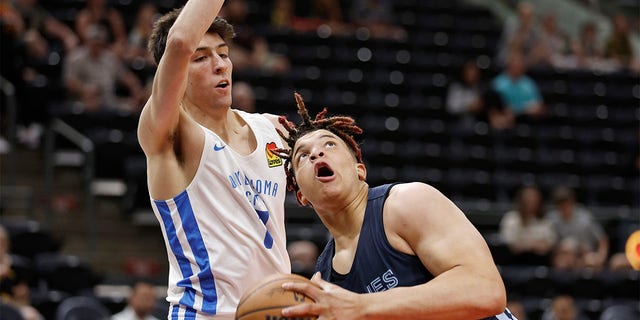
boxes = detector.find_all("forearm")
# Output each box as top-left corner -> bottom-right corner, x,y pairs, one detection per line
169,0 -> 225,48
362,266 -> 506,320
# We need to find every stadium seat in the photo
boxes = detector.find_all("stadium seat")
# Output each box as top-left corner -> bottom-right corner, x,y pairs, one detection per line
55,296 -> 111,320
599,304 -> 639,320
34,253 -> 100,295
0,301 -> 25,320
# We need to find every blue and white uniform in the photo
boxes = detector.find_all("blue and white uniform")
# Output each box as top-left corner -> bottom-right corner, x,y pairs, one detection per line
150,111 -> 290,319
315,184 -> 516,320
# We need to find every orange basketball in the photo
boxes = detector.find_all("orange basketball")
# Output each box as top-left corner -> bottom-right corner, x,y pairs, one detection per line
235,273 -> 317,320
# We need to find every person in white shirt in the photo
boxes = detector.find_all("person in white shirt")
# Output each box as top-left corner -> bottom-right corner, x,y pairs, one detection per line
111,282 -> 159,320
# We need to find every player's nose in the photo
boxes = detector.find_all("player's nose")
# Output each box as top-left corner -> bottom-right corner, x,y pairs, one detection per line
309,149 -> 324,161
213,55 -> 227,74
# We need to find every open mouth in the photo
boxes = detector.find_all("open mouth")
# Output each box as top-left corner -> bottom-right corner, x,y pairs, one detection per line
315,163 -> 334,178
216,80 -> 229,88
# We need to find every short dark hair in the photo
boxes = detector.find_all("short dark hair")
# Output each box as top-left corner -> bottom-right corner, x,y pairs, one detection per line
148,7 -> 235,65
552,186 -> 575,203
275,93 -> 363,196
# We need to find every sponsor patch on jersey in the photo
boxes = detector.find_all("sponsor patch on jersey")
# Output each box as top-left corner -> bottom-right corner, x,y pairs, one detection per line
265,142 -> 283,168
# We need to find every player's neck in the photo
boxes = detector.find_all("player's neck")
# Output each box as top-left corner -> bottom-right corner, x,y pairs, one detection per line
188,105 -> 240,136
319,183 -> 369,240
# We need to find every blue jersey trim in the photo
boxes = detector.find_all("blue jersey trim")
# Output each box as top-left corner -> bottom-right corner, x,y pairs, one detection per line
155,191 -> 219,316
174,191 -> 218,314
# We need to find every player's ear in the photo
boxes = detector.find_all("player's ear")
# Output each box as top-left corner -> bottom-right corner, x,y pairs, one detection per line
356,162 -> 366,181
296,190 -> 310,206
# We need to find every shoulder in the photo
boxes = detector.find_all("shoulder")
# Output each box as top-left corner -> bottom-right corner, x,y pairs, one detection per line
384,182 -> 444,221
260,112 -> 288,136
387,182 -> 440,200
260,113 -> 282,126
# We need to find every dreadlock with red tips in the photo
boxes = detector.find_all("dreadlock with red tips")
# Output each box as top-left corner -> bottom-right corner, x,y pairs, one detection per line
274,93 -> 363,196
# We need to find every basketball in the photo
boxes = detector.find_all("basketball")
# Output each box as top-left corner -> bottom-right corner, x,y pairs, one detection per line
235,273 -> 317,320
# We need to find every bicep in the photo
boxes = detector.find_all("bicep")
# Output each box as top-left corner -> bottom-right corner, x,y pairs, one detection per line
140,43 -> 190,153
389,183 -> 496,276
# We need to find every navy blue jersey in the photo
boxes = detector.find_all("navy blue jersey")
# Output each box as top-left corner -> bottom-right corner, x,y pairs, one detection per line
315,184 -> 517,320
315,183 -> 432,292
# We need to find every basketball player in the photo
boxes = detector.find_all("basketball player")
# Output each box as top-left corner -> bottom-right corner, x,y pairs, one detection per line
274,93 -> 516,319
137,0 -> 290,318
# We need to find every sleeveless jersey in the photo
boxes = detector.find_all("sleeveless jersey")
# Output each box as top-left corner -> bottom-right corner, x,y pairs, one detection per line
315,184 -> 517,320
150,111 -> 290,319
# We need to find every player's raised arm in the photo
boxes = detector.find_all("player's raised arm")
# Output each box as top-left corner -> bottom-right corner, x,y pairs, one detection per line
138,0 -> 225,154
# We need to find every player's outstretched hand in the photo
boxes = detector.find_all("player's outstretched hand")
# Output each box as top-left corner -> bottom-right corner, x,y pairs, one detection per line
282,272 -> 365,320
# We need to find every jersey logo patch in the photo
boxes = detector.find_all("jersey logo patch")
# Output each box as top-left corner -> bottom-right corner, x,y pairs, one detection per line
265,142 -> 283,168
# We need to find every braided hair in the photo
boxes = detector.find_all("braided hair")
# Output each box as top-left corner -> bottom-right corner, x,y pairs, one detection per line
275,93 -> 363,195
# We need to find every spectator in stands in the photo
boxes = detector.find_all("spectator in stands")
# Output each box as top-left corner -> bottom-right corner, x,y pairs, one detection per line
124,2 -> 157,70
603,13 -> 635,69
349,0 -> 407,41
491,50 -> 545,126
551,237 -> 582,271
0,224 -> 43,320
546,186 -> 609,270
537,13 -> 570,68
608,252 -> 633,272
499,185 -> 557,265
63,24 -> 144,113
445,59 -> 485,121
111,281 -> 159,320
0,279 -> 44,320
0,0 -> 25,151
14,0 -> 79,52
124,2 -> 159,106
4,0 -> 80,149
0,224 -> 11,280
287,240 -> 319,279
541,294 -> 588,320
270,0 -> 294,30
75,0 -> 128,58
232,81 -> 256,113
571,21 -> 603,68
497,1 -> 541,67
221,0 -> 290,74
270,0 -> 352,36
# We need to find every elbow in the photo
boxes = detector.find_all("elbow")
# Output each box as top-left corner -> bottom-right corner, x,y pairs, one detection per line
481,281 -> 507,316
467,276 -> 506,317
165,29 -> 197,57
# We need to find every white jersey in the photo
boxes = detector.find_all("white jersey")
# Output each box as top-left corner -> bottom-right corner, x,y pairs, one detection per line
150,111 -> 291,319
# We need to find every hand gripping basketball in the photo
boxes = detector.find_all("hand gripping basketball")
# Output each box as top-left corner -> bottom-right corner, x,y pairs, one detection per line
235,273 -> 318,320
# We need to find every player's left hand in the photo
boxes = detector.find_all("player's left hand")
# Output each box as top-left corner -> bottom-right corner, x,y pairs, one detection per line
282,272 -> 365,320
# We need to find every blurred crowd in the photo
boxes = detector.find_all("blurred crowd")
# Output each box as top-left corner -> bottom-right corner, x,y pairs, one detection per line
0,0 -> 415,151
